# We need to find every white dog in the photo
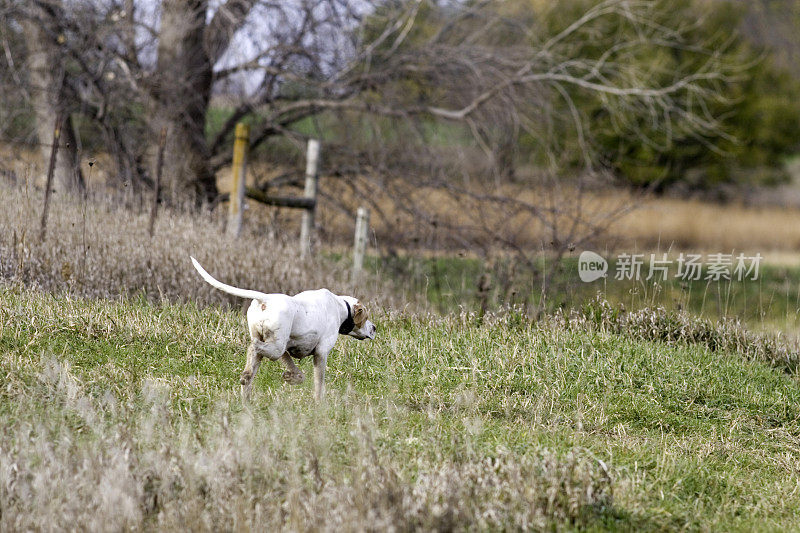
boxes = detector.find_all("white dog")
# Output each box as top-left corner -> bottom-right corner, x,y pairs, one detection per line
190,257 -> 376,401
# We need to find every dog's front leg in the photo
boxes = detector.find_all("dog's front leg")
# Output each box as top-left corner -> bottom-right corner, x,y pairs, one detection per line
312,352 -> 328,402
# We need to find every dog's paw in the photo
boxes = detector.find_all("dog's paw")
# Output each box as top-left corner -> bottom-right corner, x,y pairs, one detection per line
240,385 -> 252,402
282,370 -> 305,385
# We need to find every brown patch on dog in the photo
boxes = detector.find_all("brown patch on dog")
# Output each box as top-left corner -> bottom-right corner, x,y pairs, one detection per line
261,303 -> 267,311
253,321 -> 275,342
353,303 -> 368,328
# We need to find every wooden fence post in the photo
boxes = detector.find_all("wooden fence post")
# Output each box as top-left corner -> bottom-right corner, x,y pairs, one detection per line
300,139 -> 320,258
352,206 -> 370,278
228,122 -> 250,238
148,127 -> 167,237
39,112 -> 63,242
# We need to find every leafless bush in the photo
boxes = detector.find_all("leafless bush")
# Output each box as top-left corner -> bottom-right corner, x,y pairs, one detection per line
0,181 -> 397,308
0,357 -> 614,531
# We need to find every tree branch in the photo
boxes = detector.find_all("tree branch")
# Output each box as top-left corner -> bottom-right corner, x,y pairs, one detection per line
205,0 -> 258,65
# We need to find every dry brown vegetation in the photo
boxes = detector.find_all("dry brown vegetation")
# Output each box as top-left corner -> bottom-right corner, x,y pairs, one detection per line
610,194 -> 800,253
311,177 -> 800,255
0,179 -> 397,309
7,138 -> 800,260
0,359 -> 612,531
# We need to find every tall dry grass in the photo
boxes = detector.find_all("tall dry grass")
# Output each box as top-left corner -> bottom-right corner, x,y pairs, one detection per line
0,180 -> 397,308
0,356 -> 613,531
617,197 -> 800,252
302,175 -> 800,254
553,297 -> 800,373
7,137 -> 800,256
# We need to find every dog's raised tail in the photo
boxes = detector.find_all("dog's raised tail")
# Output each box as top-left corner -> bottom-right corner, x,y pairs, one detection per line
190,256 -> 270,301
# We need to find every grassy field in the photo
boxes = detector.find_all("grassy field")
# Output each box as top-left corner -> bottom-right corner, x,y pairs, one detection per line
3,284 -> 800,530
3,175 -> 800,529
2,174 -> 799,334
367,253 -> 800,332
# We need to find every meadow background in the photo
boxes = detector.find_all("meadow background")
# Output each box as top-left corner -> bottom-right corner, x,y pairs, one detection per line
4,0 -> 800,531
3,174 -> 800,530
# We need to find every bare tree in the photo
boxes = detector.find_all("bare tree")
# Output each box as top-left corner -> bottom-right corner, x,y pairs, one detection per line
147,0 -> 257,201
3,0 -> 734,270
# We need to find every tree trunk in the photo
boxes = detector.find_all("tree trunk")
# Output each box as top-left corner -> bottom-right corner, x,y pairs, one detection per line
21,17 -> 85,193
150,0 -> 217,204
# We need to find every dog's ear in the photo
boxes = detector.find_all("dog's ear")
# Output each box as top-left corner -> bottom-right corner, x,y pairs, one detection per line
353,302 -> 368,327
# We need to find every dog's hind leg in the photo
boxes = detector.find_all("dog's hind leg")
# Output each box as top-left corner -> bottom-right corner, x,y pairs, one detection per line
279,353 -> 305,385
241,343 -> 262,401
240,328 -> 289,401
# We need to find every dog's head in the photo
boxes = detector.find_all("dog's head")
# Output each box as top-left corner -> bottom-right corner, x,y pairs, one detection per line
341,297 -> 376,340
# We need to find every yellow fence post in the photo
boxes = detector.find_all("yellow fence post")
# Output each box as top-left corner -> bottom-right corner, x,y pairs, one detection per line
228,122 -> 250,238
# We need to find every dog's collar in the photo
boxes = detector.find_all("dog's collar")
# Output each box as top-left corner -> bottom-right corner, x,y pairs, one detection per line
339,300 -> 355,334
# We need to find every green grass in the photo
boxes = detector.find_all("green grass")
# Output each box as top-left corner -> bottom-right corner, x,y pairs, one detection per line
365,253 -> 800,331
3,283 -> 800,530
